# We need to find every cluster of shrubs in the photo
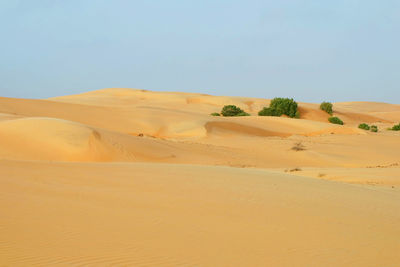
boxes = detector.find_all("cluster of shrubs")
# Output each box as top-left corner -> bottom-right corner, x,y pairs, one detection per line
211,97 -> 300,118
320,101 -> 345,125
358,123 -> 370,130
359,122 -> 400,132
211,100 -> 393,135
258,98 -> 300,118
359,123 -> 378,132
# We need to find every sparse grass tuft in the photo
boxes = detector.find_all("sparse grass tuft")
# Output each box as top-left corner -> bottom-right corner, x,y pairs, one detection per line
284,168 -> 302,172
291,142 -> 306,151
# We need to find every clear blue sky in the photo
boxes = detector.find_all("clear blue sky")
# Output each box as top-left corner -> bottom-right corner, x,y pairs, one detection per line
1,0 -> 399,103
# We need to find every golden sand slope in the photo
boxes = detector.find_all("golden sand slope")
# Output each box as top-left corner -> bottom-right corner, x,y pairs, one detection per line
0,117 -> 188,162
1,160 -> 400,267
0,88 -> 400,174
2,89 -> 396,139
0,88 -> 399,173
275,166 -> 400,186
1,88 -> 400,266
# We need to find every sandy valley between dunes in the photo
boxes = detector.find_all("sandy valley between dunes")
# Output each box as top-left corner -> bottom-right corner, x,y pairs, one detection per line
1,88 -> 400,266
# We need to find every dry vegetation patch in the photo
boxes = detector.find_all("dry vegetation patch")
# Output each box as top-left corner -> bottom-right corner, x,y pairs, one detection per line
291,142 -> 306,151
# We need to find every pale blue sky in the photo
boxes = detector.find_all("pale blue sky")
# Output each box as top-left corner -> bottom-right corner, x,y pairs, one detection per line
1,0 -> 399,102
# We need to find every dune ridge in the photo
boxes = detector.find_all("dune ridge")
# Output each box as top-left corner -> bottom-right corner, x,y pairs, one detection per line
1,88 -> 400,266
0,89 -> 399,170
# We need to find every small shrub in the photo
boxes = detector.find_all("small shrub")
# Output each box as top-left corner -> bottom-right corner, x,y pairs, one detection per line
391,123 -> 400,131
295,110 -> 301,119
210,112 -> 220,116
320,102 -> 333,115
269,98 -> 299,118
328,116 -> 344,125
291,142 -> 306,151
258,107 -> 282,117
358,123 -> 370,130
221,105 -> 246,117
284,168 -> 302,172
370,125 -> 378,132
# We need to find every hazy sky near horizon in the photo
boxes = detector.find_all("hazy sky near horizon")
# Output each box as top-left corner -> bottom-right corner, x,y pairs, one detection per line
1,0 -> 399,103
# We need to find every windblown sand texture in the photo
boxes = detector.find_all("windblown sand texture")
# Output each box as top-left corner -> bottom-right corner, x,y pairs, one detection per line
1,88 -> 400,266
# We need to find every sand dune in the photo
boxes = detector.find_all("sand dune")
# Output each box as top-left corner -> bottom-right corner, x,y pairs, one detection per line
0,91 -> 369,140
1,88 -> 400,266
0,116 -> 386,169
0,117 -> 116,162
0,88 -> 399,168
0,117 -> 235,164
1,88 -> 399,168
1,161 -> 399,266
334,101 -> 400,124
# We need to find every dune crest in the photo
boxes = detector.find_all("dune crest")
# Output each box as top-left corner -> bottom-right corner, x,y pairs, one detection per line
0,118 -> 119,161
1,89 -> 400,266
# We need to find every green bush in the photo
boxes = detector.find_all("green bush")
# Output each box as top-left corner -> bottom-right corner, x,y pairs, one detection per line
269,98 -> 299,118
210,112 -> 220,116
258,107 -> 282,117
320,102 -> 333,115
328,116 -> 344,125
358,123 -> 370,130
391,123 -> 400,131
370,125 -> 378,132
258,97 -> 299,118
221,105 -> 248,117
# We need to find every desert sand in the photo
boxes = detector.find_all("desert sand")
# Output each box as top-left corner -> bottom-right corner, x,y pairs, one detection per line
1,88 -> 400,266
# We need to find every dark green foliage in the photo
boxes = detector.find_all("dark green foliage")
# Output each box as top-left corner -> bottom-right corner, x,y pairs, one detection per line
210,112 -> 220,116
269,98 -> 299,118
391,123 -> 400,131
237,111 -> 250,116
258,97 -> 299,118
370,125 -> 378,132
258,107 -> 282,117
358,123 -> 370,130
320,102 -> 333,115
328,116 -> 344,125
221,105 -> 248,117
